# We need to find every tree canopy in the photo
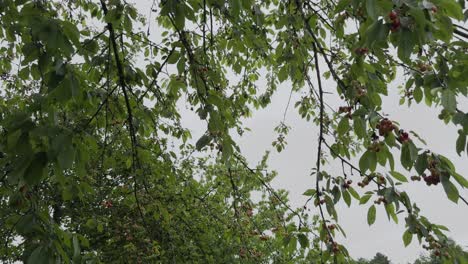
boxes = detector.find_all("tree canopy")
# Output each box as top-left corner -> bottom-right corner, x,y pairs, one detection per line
0,0 -> 467,263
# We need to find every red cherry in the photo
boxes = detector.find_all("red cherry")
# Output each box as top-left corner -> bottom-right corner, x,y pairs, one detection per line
390,19 -> 401,32
104,200 -> 113,208
399,131 -> 410,143
355,47 -> 369,56
246,208 -> 253,217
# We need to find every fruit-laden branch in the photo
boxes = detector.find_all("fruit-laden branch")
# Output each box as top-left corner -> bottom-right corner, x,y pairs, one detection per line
312,40 -> 335,243
295,0 -> 339,253
99,0 -> 148,230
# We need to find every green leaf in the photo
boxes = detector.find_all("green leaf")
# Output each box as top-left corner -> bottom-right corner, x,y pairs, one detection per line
337,117 -> 350,136
343,189 -> 351,207
366,0 -> 377,20
68,71 -> 80,97
367,205 -> 376,226
335,0 -> 351,12
278,66 -> 288,82
303,189 -> 316,196
348,187 -> 360,200
72,235 -> 81,262
451,171 -> 468,188
28,246 -> 49,264
61,20 -> 80,46
401,143 -> 414,170
174,4 -> 185,29
415,153 -> 428,175
434,15 -> 453,42
389,171 -> 408,182
195,134 -> 211,151
385,203 -> 398,223
24,152 -> 48,185
386,149 -> 395,171
167,51 -> 180,64
325,196 -> 338,220
442,0 -> 464,19
441,178 -> 459,203
441,89 -> 457,112
360,194 -> 372,204
359,150 -> 377,173
456,130 -> 466,156
332,186 -> 341,204
413,86 -> 423,103
438,155 -> 455,171
398,29 -> 416,63
231,0 -> 241,18
353,116 -> 367,139
403,230 -> 413,247
366,19 -> 389,48
297,233 -> 309,248
58,145 -> 75,170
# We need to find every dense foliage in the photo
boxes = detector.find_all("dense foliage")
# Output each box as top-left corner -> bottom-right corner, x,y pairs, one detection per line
0,0 -> 467,263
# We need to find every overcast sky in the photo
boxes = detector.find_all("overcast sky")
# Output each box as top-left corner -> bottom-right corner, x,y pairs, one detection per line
134,2 -> 468,263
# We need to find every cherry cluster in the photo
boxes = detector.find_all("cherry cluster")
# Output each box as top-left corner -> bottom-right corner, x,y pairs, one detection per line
342,179 -> 352,189
376,174 -> 386,185
350,80 -> 367,98
410,175 -> 421,181
357,174 -> 386,188
422,169 -> 441,186
423,158 -> 441,186
417,61 -> 431,72
398,131 -> 410,143
317,198 -> 326,205
331,241 -> 340,253
376,118 -> 397,136
322,222 -> 337,232
357,176 -> 370,187
374,196 -> 388,205
355,47 -> 369,56
369,140 -> 384,152
423,235 -> 449,258
338,106 -> 353,114
388,10 -> 401,32
103,200 -> 113,208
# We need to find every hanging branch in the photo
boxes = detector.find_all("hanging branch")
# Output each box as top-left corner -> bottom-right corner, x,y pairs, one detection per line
99,0 -> 148,229
312,40 -> 335,244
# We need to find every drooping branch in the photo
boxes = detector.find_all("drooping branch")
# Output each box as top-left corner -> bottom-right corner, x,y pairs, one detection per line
312,39 -> 336,245
99,0 -> 148,229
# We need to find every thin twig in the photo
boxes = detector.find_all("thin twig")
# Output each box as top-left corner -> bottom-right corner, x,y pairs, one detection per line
312,40 -> 334,243
99,0 -> 147,229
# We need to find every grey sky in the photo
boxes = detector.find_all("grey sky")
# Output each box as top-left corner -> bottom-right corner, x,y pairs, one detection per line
134,1 -> 468,263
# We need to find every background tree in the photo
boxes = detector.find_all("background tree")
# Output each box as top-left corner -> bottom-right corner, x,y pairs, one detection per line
413,239 -> 468,264
0,0 -> 467,263
354,253 -> 392,264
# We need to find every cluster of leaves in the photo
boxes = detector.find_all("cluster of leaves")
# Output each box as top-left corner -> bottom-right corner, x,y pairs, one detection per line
0,0 -> 467,263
